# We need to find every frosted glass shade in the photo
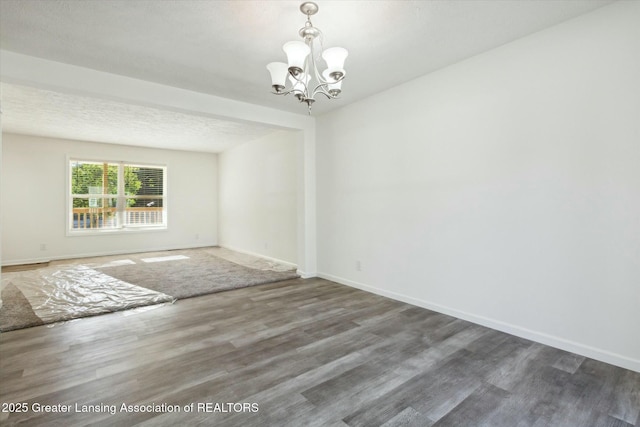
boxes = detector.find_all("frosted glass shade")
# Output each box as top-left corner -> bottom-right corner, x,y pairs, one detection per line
323,70 -> 343,95
283,41 -> 310,71
267,62 -> 288,90
322,47 -> 348,76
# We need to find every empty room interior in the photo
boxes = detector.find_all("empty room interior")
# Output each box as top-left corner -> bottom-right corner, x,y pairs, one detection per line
0,0 -> 639,426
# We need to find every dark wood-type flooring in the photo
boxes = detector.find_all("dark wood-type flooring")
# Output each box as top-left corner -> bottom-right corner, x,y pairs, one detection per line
1,278 -> 638,426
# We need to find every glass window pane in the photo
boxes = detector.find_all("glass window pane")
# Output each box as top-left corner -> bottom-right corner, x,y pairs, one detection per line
71,198 -> 118,229
71,161 -> 118,195
125,198 -> 164,225
125,166 -> 164,197
69,160 -> 166,231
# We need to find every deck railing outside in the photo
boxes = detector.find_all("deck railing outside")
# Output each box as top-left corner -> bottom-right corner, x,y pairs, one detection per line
72,207 -> 164,229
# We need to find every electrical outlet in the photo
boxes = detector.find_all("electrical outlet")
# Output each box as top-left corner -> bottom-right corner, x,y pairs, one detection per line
356,260 -> 362,271
40,243 -> 47,251
195,233 -> 200,240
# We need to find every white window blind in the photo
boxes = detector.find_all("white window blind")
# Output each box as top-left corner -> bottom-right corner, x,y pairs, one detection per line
69,160 -> 166,231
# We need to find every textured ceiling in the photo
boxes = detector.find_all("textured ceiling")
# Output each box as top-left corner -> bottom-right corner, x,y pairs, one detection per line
0,0 -> 617,151
1,83 -> 280,153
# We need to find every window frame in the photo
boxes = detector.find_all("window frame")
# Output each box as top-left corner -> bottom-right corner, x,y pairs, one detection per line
66,156 -> 168,236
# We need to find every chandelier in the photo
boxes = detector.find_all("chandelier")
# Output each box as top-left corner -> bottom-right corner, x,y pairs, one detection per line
266,2 -> 348,113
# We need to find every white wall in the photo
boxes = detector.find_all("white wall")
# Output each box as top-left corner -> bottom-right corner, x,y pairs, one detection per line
1,51 -> 317,276
218,130 -> 299,266
316,1 -> 640,372
1,133 -> 218,264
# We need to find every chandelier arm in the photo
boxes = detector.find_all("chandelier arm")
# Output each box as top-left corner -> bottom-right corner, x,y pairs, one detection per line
312,88 -> 336,100
317,72 -> 346,85
311,82 -> 342,99
270,87 -> 305,97
308,33 -> 346,99
311,68 -> 346,98
267,2 -> 346,112
286,57 -> 311,100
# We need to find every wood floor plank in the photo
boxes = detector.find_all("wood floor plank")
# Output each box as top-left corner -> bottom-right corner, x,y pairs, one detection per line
431,382 -> 511,427
1,277 -> 638,426
380,407 -> 435,427
608,368 -> 640,424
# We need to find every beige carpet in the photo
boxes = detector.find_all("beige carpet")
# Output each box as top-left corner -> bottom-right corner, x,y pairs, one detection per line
0,247 -> 299,332
0,282 -> 45,331
0,265 -> 174,332
95,248 -> 299,299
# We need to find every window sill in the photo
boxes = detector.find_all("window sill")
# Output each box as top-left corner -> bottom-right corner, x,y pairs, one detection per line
66,226 -> 168,237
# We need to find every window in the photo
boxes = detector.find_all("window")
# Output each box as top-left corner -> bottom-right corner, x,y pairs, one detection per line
69,159 -> 166,232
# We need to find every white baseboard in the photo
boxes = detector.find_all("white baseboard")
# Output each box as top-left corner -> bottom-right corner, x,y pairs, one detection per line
2,257 -> 53,266
217,244 -> 298,269
296,270 -> 315,279
318,272 -> 640,373
1,243 -> 217,267
216,244 -> 308,278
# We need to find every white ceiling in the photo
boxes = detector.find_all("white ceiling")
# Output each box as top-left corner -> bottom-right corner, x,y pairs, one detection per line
1,83 -> 280,152
0,0 -> 616,152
